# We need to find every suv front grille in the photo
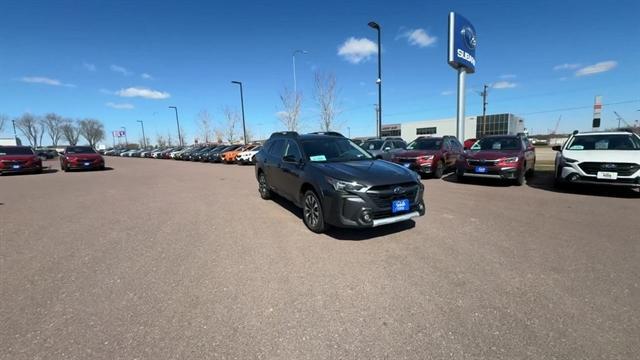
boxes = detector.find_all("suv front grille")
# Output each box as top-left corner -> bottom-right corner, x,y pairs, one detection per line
467,159 -> 498,166
578,162 -> 640,176
366,183 -> 420,209
394,158 -> 416,164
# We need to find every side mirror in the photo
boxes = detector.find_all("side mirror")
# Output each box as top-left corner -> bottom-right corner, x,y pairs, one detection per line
282,154 -> 297,163
552,145 -> 561,151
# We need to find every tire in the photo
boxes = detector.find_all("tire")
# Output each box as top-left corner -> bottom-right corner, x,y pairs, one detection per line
526,161 -> 535,178
258,172 -> 271,200
433,160 -> 444,179
456,168 -> 465,182
514,169 -> 525,186
302,190 -> 326,233
553,166 -> 565,188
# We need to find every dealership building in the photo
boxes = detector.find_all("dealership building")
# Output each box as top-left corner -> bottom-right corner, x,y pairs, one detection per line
380,113 -> 525,143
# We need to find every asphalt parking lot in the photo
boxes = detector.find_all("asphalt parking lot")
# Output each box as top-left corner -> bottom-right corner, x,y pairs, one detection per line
1,157 -> 639,359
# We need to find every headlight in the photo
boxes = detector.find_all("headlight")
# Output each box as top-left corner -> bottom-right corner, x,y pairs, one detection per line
326,177 -> 368,192
499,157 -> 519,163
418,155 -> 434,161
561,156 -> 578,163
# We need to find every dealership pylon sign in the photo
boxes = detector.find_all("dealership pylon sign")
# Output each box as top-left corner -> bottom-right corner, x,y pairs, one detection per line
448,12 -> 477,141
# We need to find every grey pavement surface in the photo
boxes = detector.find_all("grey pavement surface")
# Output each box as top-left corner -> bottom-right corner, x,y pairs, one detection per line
1,157 -> 639,359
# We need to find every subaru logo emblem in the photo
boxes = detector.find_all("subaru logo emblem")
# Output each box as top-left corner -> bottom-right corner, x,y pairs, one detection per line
393,186 -> 405,195
602,163 -> 617,169
461,26 -> 476,49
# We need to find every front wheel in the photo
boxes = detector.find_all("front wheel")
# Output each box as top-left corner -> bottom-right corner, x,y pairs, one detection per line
456,168 -> 465,182
258,172 -> 271,200
514,169 -> 525,186
303,190 -> 326,233
433,160 -> 444,179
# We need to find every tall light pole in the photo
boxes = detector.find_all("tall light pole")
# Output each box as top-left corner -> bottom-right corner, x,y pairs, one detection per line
137,120 -> 147,149
368,21 -> 382,138
12,119 -> 17,142
231,81 -> 247,145
168,106 -> 183,146
292,49 -> 308,93
121,126 -> 128,147
347,126 -> 351,138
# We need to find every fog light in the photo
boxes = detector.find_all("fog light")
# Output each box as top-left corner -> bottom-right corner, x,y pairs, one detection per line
361,210 -> 372,223
569,174 -> 580,182
418,203 -> 425,212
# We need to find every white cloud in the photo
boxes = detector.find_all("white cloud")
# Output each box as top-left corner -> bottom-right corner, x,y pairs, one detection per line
440,90 -> 453,96
553,63 -> 580,71
141,73 -> 153,80
21,76 -> 75,88
116,87 -> 170,99
492,81 -> 517,89
106,102 -> 134,110
83,62 -> 97,71
337,37 -> 377,64
575,61 -> 617,77
399,28 -> 437,48
110,64 -> 133,76
500,74 -> 516,79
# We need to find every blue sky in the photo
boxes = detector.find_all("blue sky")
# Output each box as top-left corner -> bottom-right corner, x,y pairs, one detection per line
1,0 -> 639,144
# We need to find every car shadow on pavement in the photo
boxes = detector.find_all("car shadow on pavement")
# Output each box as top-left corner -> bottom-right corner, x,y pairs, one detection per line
271,195 -> 417,241
526,170 -> 640,198
441,172 -> 512,187
1,168 -> 58,176
63,167 -> 114,172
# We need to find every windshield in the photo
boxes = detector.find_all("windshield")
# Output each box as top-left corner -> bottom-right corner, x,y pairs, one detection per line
565,134 -> 640,150
301,138 -> 373,162
66,146 -> 95,154
362,140 -> 384,151
406,139 -> 442,150
472,137 -> 522,151
0,147 -> 34,155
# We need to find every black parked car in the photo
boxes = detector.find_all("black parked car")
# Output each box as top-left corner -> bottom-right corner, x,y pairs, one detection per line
255,132 -> 426,233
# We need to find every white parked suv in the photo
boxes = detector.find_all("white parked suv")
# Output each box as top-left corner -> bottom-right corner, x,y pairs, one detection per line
553,131 -> 640,188
236,145 -> 262,165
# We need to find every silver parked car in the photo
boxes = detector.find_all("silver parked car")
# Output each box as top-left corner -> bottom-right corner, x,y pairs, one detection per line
361,137 -> 407,161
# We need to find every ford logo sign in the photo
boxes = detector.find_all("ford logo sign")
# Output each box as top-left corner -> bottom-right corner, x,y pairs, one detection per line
393,186 -> 406,195
601,163 -> 617,169
461,26 -> 476,49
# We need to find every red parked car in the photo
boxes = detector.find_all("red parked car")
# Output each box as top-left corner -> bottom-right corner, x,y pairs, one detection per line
391,136 -> 463,178
60,146 -> 105,172
456,134 -> 535,185
0,146 -> 43,175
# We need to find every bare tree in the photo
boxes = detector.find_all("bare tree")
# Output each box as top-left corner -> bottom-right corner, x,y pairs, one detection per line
278,87 -> 303,131
223,107 -> 239,143
243,127 -> 253,143
42,113 -> 64,146
179,127 -> 187,146
0,113 -> 7,134
313,72 -> 342,131
156,134 -> 167,147
78,118 -> 105,147
60,119 -> 81,146
167,132 -> 173,146
15,113 -> 41,147
214,128 -> 224,143
196,110 -> 214,144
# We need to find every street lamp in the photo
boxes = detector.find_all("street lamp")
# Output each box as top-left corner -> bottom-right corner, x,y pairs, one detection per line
121,126 -> 128,147
347,126 -> 351,138
292,49 -> 308,93
231,81 -> 248,145
137,120 -> 147,149
168,106 -> 183,146
368,21 -> 382,138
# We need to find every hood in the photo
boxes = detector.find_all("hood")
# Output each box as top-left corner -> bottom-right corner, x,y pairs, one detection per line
66,153 -> 102,159
464,149 -> 521,160
563,150 -> 640,164
312,160 -> 417,187
0,154 -> 39,161
395,150 -> 438,158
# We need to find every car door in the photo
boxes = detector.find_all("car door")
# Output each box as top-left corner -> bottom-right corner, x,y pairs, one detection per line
448,138 -> 462,167
523,139 -> 536,171
379,140 -> 395,160
278,140 -> 305,201
264,139 -> 286,192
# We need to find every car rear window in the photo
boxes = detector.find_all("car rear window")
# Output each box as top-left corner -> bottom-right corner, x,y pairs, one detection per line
0,147 -> 34,155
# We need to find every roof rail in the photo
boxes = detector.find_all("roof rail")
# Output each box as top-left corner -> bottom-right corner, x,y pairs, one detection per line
308,131 -> 345,137
269,131 -> 299,139
572,130 -> 579,135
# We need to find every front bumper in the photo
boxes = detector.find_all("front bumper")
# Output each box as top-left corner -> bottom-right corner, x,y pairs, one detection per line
459,164 -> 520,180
66,161 -> 103,169
393,160 -> 433,174
0,163 -> 42,174
560,164 -> 640,188
321,184 -> 426,228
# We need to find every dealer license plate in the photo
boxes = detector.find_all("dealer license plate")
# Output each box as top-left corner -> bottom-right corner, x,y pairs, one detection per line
12,165 -> 20,169
475,166 -> 488,173
391,199 -> 410,213
597,171 -> 617,180
403,163 -> 411,168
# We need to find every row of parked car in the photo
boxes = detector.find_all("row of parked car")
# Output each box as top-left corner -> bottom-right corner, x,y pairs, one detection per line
102,143 -> 263,165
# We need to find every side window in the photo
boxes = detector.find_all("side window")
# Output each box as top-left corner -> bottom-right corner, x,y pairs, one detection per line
284,140 -> 302,161
394,141 -> 406,149
383,141 -> 393,150
451,138 -> 462,151
268,139 -> 286,158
